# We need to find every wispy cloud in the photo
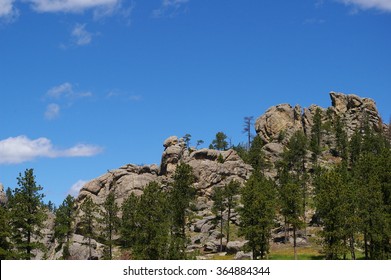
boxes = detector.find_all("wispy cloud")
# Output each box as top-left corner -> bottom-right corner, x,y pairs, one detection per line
46,82 -> 92,100
152,0 -> 190,18
337,0 -> 391,12
68,179 -> 87,197
71,23 -> 94,46
0,135 -> 102,164
28,0 -> 120,13
0,0 -> 19,22
44,82 -> 92,120
45,103 -> 61,120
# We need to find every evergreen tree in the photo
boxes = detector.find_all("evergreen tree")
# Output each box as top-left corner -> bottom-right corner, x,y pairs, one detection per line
243,116 -> 254,149
247,135 -> 266,172
239,172 -> 276,260
315,168 -> 352,259
280,131 -> 308,243
169,163 -> 195,239
183,134 -> 192,148
211,132 -> 229,151
353,153 -> 388,259
195,140 -> 204,149
100,191 -> 120,260
349,128 -> 362,167
334,116 -> 349,162
0,204 -> 13,259
279,179 -> 304,260
224,180 -> 240,244
54,195 -> 75,259
79,196 -> 98,259
211,187 -> 225,252
9,169 -> 47,260
132,182 -> 170,260
310,108 -> 322,163
120,193 -> 139,249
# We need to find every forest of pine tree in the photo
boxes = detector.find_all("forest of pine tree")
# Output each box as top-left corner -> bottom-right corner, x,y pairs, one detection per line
0,112 -> 390,260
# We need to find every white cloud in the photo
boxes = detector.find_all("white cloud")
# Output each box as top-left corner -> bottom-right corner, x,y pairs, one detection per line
71,23 -> 93,46
46,82 -> 92,99
0,0 -> 19,22
152,0 -> 190,18
28,0 -> 120,13
337,0 -> 391,12
0,135 -> 102,164
45,103 -> 61,120
68,179 -> 87,197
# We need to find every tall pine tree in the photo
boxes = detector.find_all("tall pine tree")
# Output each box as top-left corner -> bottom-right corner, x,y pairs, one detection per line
239,172 -> 276,260
9,169 -> 47,260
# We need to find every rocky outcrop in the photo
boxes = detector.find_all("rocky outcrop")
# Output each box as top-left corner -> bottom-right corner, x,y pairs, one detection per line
328,92 -> 385,135
0,183 -> 6,206
255,92 -> 387,166
256,92 -> 385,145
70,135 -> 253,260
77,164 -> 159,206
68,91 -> 386,260
255,104 -> 304,144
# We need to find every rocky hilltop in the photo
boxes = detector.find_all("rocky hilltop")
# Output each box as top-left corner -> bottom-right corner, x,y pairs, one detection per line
42,91 -> 388,260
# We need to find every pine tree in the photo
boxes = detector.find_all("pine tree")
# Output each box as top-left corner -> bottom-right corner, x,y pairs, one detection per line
169,163 -> 195,240
243,116 -> 254,149
334,116 -> 349,162
79,196 -> 98,259
167,163 -> 196,259
211,187 -> 225,252
315,168 -> 352,259
100,191 -> 120,260
120,193 -> 139,249
54,195 -> 75,259
224,180 -> 240,244
280,131 -> 308,245
9,169 -> 47,260
239,172 -> 276,260
0,204 -> 13,259
310,108 -> 322,163
247,135 -> 266,172
279,179 -> 304,260
132,182 -> 170,260
183,134 -> 192,148
211,132 -> 229,151
353,153 -> 388,259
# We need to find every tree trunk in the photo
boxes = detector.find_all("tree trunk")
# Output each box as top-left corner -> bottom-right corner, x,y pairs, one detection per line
284,219 -> 288,244
27,230 -> 31,260
226,206 -> 231,244
89,236 -> 92,260
293,225 -> 297,260
220,210 -> 223,252
364,231 -> 369,260
350,235 -> 356,260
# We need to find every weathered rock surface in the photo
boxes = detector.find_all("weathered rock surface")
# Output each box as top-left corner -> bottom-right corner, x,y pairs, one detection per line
255,104 -> 304,145
0,183 -> 6,206
256,92 -> 385,146
78,164 -> 159,206
256,92 -> 387,167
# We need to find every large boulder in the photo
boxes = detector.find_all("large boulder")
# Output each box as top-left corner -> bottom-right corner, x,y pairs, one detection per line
255,104 -> 304,144
78,164 -> 159,206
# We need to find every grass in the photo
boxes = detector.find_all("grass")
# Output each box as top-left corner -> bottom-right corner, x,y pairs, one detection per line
269,246 -> 324,260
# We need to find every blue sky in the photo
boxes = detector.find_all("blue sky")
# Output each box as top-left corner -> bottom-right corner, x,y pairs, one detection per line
1,0 -> 390,206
